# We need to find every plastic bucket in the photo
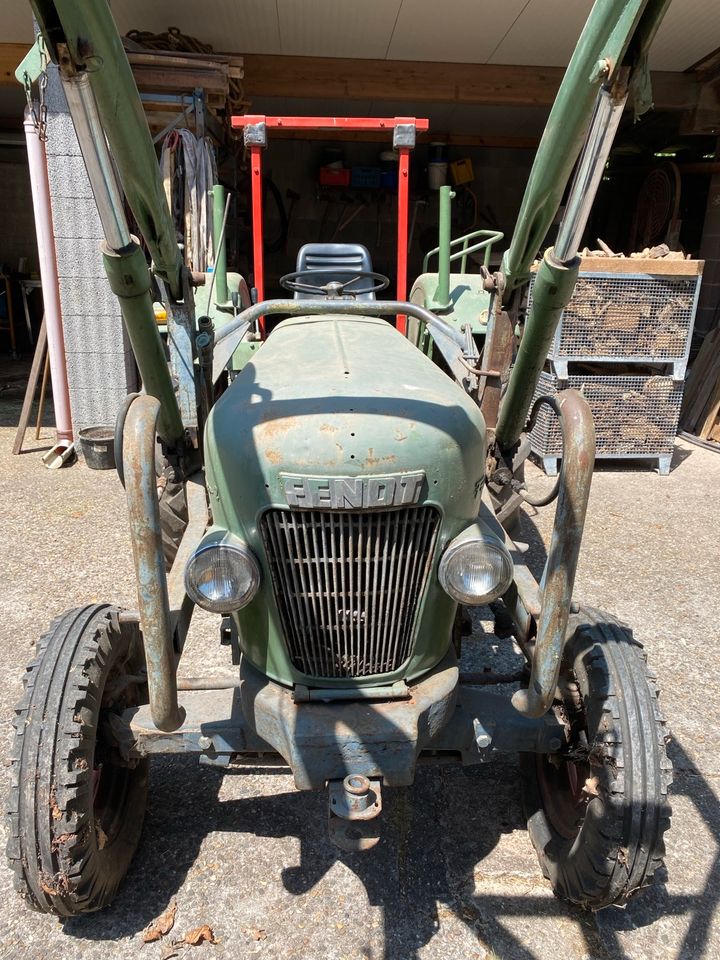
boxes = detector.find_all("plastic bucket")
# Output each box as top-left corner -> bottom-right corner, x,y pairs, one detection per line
78,426 -> 116,470
428,162 -> 448,190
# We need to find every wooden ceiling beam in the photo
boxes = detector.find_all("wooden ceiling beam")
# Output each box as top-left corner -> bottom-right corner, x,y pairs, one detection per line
242,54 -> 698,112
0,43 -> 29,87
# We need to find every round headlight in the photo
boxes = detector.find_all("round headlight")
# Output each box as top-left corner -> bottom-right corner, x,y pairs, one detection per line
185,536 -> 261,613
438,529 -> 513,605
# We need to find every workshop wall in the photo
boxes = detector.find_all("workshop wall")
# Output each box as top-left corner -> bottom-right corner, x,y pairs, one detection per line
0,149 -> 38,276
258,140 -> 535,295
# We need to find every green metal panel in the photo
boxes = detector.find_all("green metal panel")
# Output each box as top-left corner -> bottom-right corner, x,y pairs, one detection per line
410,273 -> 492,346
204,314 -> 487,688
495,251 -> 580,450
211,185 -> 228,306
102,242 -> 185,445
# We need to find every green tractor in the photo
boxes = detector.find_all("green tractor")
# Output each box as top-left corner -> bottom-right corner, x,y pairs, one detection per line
8,0 -> 672,917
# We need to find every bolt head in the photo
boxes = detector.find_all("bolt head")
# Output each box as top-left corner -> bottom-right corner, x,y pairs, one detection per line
198,735 -> 212,750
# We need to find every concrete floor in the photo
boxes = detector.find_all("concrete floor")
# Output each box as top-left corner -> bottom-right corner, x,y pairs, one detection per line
0,372 -> 719,960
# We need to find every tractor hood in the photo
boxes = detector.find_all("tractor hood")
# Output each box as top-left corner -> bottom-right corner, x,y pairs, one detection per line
205,314 -> 486,538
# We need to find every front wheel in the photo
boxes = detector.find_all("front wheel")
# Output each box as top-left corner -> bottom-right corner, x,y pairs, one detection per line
521,607 -> 672,909
7,605 -> 149,916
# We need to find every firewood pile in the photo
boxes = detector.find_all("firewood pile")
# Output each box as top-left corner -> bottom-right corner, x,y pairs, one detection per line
565,277 -> 694,357
681,324 -> 720,444
529,245 -> 702,475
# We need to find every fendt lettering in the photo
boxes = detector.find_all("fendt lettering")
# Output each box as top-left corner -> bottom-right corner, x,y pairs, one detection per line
282,472 -> 425,509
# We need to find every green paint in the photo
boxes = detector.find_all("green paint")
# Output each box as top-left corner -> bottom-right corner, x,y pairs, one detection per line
102,242 -> 184,445
212,185 -> 228,306
205,314 -> 487,688
435,186 -> 455,309
495,251 -> 580,451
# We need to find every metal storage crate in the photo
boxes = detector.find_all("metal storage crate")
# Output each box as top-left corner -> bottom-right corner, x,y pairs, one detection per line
530,372 -> 684,476
528,268 -> 702,380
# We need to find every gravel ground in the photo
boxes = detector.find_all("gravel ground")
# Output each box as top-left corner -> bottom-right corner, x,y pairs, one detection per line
0,373 -> 718,960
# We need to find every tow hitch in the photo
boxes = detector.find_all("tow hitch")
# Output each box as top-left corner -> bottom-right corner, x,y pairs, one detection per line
328,775 -> 383,852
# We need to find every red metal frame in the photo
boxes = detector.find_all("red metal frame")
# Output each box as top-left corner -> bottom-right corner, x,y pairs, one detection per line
232,115 -> 429,337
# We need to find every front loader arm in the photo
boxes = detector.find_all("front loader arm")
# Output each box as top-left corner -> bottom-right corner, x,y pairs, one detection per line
495,0 -> 672,453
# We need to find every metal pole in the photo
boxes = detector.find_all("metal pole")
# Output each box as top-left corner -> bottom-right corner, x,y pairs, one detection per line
512,390 -> 595,718
250,144 -> 265,336
61,72 -> 131,252
435,186 -> 454,309
23,107 -> 73,443
123,395 -> 185,733
554,87 -> 628,264
396,146 -> 410,335
212,183 -> 228,305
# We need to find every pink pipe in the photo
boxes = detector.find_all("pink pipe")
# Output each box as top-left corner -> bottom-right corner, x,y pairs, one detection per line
23,107 -> 73,443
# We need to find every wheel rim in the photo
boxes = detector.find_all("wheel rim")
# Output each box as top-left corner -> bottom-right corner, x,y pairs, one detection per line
536,753 -> 590,840
92,743 -> 134,848
536,675 -> 592,841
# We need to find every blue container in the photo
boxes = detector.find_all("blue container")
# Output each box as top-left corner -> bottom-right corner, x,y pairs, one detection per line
351,166 -> 382,189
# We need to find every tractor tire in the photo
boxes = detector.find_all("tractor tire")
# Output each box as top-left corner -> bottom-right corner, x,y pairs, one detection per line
6,605 -> 149,916
158,469 -> 188,571
521,607 -> 672,909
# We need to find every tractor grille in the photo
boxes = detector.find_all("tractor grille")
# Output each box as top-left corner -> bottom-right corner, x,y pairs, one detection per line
261,506 -> 440,679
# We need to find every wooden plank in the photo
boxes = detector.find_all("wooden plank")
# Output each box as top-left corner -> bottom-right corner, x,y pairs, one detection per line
130,64 -> 229,96
241,54 -> 698,111
684,330 -> 720,431
0,42 -> 29,87
578,256 -> 704,276
699,374 -> 720,439
682,328 -> 720,426
12,317 -> 47,456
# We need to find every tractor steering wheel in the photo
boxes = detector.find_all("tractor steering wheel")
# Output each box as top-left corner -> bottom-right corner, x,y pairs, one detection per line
279,268 -> 390,299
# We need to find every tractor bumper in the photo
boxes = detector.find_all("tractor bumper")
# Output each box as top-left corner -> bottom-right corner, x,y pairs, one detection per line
119,651 -> 565,790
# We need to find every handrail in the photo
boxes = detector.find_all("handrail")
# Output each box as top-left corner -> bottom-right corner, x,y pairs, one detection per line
422,228 -> 504,274
213,298 -> 469,351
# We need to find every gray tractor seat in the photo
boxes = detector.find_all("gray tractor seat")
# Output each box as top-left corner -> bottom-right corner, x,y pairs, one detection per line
293,243 -> 376,301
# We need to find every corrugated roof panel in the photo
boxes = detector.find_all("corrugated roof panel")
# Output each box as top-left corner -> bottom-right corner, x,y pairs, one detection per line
387,0 -> 530,63
489,0 -> 594,67
650,0 -> 720,70
276,0 -> 402,59
112,0 -> 282,54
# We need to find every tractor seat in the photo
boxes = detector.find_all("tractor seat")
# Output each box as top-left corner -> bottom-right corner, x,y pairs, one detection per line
293,243 -> 376,301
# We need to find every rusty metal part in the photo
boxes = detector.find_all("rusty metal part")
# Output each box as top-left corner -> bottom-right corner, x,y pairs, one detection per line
123,395 -> 185,733
479,308 -> 515,435
120,656 -> 566,777
328,775 -> 383,852
166,472 -> 208,650
240,651 -> 458,789
512,389 -> 595,718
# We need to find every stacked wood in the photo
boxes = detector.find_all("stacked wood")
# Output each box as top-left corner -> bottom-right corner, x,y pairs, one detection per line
681,325 -> 720,442
123,30 -> 246,114
565,277 -> 693,357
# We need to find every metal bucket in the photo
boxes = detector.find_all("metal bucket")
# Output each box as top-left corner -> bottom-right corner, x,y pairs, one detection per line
78,426 -> 116,470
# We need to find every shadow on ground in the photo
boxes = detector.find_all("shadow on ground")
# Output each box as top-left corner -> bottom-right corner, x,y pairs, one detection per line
54,723 -> 716,960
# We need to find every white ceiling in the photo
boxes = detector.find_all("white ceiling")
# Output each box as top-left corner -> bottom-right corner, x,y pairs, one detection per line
3,0 -> 719,72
